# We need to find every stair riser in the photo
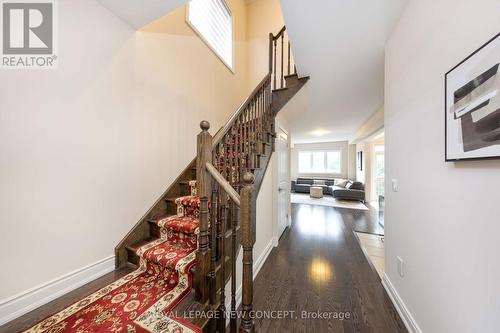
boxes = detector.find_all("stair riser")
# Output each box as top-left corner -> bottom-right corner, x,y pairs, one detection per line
149,222 -> 160,238
126,247 -> 140,266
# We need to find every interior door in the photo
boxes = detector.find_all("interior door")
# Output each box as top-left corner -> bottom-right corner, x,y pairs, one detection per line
277,127 -> 289,239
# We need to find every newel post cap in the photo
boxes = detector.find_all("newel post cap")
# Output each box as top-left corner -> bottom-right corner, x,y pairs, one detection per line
200,120 -> 210,131
243,172 -> 255,185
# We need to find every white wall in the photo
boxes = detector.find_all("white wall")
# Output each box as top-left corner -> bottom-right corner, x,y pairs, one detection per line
246,0 -> 284,88
351,107 -> 384,144
291,141 -> 349,180
255,114 -> 292,254
385,1 -> 500,332
0,0 -> 249,300
355,141 -> 370,184
352,107 -> 384,202
347,144 -> 357,180
96,0 -> 188,29
355,134 -> 384,202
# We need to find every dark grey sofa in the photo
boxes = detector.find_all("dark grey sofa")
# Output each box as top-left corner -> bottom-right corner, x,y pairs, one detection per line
291,177 -> 335,195
331,182 -> 365,202
291,177 -> 365,202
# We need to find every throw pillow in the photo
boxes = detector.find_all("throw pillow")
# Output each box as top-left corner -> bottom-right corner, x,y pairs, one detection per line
336,179 -> 349,188
346,181 -> 353,189
313,179 -> 326,185
349,181 -> 364,190
334,178 -> 346,186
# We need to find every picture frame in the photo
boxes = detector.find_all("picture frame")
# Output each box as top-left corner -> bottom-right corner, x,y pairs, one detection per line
357,151 -> 363,171
445,32 -> 500,161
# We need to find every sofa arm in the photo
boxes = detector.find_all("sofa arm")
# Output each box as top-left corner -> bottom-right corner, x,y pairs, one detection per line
333,188 -> 365,201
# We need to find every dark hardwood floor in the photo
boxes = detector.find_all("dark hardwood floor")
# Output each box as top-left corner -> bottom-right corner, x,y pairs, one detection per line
339,204 -> 384,236
1,203 -> 400,333
251,203 -> 406,333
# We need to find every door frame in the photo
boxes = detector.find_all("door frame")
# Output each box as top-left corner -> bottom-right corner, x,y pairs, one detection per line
273,123 -> 291,247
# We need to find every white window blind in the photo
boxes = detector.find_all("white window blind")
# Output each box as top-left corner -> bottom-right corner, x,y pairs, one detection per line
188,0 -> 233,69
298,151 -> 342,174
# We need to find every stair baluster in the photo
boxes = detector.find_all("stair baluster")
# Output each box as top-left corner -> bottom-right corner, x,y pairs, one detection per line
271,26 -> 294,90
288,41 -> 291,76
281,33 -> 284,88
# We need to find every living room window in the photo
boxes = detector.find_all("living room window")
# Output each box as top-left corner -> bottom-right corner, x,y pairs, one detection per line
374,144 -> 385,197
298,150 -> 341,174
187,0 -> 233,70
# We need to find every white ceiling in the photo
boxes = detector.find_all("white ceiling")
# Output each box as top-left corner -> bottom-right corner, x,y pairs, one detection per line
96,0 -> 188,29
280,0 -> 408,143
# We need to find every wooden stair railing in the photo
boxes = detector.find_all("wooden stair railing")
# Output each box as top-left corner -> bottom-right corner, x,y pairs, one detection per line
194,71 -> 272,332
270,26 -> 296,91
196,120 -> 258,333
114,25 -> 308,333
193,25 -> 305,333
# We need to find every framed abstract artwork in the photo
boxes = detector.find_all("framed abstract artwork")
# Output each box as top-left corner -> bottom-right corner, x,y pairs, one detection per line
445,32 -> 500,161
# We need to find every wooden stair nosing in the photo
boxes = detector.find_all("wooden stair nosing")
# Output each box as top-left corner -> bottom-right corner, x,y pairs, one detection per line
174,291 -> 215,332
224,225 -> 240,239
125,238 -> 156,266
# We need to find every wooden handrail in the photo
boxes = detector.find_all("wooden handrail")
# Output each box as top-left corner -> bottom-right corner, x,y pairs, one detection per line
205,162 -> 240,206
273,25 -> 286,40
212,72 -> 271,146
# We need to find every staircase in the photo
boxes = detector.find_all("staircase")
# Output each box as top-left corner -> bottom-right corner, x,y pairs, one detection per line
115,26 -> 308,332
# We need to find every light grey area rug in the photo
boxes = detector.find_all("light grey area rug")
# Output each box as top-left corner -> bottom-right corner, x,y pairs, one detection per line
291,193 -> 369,211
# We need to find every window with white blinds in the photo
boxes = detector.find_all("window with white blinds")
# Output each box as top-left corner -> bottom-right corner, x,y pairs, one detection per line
187,0 -> 233,70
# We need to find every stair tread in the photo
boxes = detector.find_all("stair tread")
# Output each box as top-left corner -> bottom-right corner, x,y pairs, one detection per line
174,291 -> 214,329
137,238 -> 196,272
224,225 -> 240,238
214,255 -> 231,273
147,214 -> 176,223
148,214 -> 200,235
165,195 -> 199,203
126,238 -> 156,252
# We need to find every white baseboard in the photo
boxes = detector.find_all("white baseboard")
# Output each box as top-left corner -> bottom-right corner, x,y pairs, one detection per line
272,236 -> 279,247
253,239 -> 274,280
0,256 -> 115,326
382,273 -> 422,333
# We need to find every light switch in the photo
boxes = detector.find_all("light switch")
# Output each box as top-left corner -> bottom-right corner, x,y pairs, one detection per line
392,179 -> 399,192
397,256 -> 405,277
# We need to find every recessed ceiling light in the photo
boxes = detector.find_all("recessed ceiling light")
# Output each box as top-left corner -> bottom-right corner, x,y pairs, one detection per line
310,129 -> 331,137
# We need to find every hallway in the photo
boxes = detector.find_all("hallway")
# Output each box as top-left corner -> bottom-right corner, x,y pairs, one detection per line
252,203 -> 406,332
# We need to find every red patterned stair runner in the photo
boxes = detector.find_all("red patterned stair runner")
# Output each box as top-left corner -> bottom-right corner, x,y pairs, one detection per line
24,181 -> 201,333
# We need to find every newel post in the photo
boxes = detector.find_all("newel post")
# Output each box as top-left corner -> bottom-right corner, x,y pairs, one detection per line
240,172 -> 256,333
195,120 -> 212,303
